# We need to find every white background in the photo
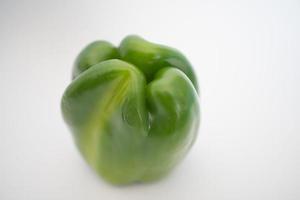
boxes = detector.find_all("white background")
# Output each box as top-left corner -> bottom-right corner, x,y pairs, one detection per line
1,0 -> 299,199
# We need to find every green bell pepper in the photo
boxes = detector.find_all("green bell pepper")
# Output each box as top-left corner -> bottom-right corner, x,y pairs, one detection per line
61,35 -> 200,184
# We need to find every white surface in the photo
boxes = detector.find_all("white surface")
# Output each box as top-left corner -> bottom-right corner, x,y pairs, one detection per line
1,0 -> 300,199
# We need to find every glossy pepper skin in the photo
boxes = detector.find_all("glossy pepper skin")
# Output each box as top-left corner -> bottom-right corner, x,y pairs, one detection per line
61,35 -> 200,184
